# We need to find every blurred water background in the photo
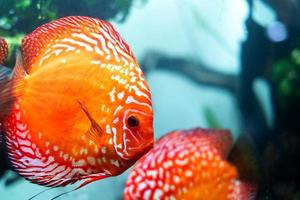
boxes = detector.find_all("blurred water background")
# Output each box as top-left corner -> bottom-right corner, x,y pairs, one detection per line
1,0 -> 300,199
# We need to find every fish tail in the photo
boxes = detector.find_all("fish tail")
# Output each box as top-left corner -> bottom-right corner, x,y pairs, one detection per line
0,65 -> 13,119
0,126 -> 12,184
0,66 -> 12,83
0,65 -> 12,148
0,53 -> 26,177
0,52 -> 27,119
0,65 -> 8,171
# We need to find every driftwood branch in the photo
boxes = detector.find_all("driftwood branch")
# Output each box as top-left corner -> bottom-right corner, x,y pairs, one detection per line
141,51 -> 239,94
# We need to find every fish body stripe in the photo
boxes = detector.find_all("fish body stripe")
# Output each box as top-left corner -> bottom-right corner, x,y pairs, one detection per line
124,129 -> 251,200
22,16 -> 134,70
4,100 -> 110,187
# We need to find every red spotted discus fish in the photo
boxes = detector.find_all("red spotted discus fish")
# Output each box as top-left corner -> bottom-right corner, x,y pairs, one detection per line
0,16 -> 153,188
0,37 -> 8,64
124,128 -> 255,200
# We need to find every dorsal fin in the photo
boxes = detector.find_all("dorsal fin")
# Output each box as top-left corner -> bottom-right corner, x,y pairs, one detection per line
21,16 -> 135,72
0,37 -> 8,64
12,51 -> 28,80
228,133 -> 261,185
193,128 -> 233,158
0,65 -> 11,120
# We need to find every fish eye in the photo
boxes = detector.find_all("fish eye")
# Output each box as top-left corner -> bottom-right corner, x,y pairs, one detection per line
127,115 -> 139,128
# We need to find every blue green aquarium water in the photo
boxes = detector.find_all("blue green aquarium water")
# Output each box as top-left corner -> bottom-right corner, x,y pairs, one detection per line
0,0 -> 300,199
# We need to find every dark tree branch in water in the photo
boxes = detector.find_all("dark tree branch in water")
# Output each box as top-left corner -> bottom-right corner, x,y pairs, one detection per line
141,51 -> 239,94
140,0 -> 300,198
140,48 -> 269,151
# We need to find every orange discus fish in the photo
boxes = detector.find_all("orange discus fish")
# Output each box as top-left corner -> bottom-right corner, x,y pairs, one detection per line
0,16 -> 153,188
0,37 -> 8,64
124,128 -> 255,200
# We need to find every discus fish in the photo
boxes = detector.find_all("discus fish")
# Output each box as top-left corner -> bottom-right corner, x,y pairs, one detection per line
0,37 -> 8,64
0,16 -> 153,188
124,128 -> 255,200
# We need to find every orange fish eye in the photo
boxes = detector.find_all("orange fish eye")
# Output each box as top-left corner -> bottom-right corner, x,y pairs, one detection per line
127,115 -> 139,128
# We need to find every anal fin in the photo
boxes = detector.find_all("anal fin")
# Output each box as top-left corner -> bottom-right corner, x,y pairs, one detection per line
0,65 -> 11,83
76,173 -> 108,190
49,174 -> 108,200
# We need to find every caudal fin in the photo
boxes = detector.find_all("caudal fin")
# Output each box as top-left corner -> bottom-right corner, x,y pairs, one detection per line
0,52 -> 27,118
0,66 -> 12,118
0,66 -> 11,82
0,65 -> 11,174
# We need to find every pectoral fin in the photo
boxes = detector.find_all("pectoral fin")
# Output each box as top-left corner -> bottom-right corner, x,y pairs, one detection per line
77,100 -> 102,143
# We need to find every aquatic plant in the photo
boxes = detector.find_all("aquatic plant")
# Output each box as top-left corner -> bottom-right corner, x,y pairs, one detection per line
0,0 -> 147,66
273,48 -> 300,109
0,0 -> 144,35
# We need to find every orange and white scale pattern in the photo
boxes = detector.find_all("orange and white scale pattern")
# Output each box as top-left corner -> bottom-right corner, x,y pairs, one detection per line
124,129 -> 241,200
3,16 -> 152,187
4,100 -> 77,187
